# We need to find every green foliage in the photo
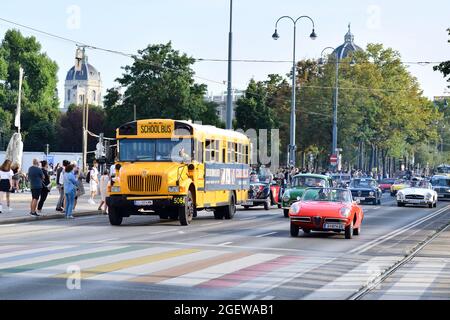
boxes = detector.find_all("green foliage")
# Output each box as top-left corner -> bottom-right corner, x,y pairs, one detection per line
0,29 -> 59,151
433,28 -> 450,87
103,42 -> 222,132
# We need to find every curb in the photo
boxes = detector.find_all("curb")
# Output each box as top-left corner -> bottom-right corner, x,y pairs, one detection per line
0,210 -> 104,225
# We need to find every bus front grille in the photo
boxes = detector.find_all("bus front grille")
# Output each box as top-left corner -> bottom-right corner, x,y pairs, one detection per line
127,175 -> 162,193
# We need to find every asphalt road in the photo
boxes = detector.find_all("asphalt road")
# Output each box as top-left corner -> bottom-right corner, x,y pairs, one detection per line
0,193 -> 449,300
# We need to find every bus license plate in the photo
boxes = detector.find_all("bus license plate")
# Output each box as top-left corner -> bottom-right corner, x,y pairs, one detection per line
134,200 -> 153,206
323,223 -> 345,230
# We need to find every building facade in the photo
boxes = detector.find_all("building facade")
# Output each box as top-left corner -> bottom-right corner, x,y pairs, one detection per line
64,50 -> 103,110
205,90 -> 245,124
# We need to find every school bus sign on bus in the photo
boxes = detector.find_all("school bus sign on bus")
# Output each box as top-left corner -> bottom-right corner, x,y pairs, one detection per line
106,119 -> 251,226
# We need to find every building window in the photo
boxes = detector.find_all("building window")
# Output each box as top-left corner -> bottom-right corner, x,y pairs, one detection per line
67,89 -> 71,101
92,90 -> 96,102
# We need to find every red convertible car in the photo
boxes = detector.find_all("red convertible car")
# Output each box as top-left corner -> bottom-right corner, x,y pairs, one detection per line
289,188 -> 364,239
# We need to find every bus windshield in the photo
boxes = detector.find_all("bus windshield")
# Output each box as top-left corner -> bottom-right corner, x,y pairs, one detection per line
119,138 -> 192,162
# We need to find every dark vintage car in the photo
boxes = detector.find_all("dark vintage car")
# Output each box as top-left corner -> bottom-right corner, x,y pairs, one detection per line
349,178 -> 382,205
331,174 -> 352,188
242,173 -> 281,210
430,175 -> 450,200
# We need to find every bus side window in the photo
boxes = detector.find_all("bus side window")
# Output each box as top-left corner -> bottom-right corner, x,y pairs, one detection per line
205,140 -> 211,162
222,148 -> 226,164
245,145 -> 249,164
196,140 -> 204,163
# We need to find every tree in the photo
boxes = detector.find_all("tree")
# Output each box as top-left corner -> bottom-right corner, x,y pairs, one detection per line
434,28 -> 450,87
235,79 -> 277,131
0,29 -> 59,151
56,104 -> 107,152
104,42 -> 221,131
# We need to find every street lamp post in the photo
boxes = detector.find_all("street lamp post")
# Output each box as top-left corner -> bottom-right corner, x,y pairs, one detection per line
319,47 -> 339,168
226,0 -> 233,130
272,16 -> 317,167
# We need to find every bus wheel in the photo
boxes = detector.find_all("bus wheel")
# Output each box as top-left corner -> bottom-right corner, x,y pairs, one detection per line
108,207 -> 123,226
224,193 -> 236,220
179,191 -> 194,226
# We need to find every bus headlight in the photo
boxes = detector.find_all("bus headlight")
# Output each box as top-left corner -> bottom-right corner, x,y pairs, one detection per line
169,186 -> 180,193
111,186 -> 121,193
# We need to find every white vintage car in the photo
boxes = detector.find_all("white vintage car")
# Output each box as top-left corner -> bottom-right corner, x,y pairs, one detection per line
397,178 -> 438,208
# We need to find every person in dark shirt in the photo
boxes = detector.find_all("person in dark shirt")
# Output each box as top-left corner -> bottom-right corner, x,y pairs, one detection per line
27,159 -> 44,217
37,160 -> 51,214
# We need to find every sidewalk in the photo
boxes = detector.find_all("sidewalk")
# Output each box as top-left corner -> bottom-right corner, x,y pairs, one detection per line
0,185 -> 105,225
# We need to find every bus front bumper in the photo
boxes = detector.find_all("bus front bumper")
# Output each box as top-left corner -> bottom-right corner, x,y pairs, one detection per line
106,195 -> 186,214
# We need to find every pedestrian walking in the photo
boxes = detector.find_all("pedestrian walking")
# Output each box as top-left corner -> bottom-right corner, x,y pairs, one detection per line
88,160 -> 99,205
56,160 -> 69,212
11,163 -> 20,193
98,169 -> 110,214
0,160 -> 14,213
37,160 -> 51,214
27,159 -> 44,217
73,163 -> 85,211
63,164 -> 78,219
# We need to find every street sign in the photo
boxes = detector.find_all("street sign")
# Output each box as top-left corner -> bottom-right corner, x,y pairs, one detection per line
330,154 -> 338,165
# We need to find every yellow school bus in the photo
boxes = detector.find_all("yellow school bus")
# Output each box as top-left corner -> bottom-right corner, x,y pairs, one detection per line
106,119 -> 250,226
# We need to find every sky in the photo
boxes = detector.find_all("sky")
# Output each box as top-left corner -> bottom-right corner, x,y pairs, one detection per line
0,0 -> 449,107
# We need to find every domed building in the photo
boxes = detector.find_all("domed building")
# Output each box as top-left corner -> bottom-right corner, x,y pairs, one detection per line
64,48 -> 103,109
333,24 -> 363,59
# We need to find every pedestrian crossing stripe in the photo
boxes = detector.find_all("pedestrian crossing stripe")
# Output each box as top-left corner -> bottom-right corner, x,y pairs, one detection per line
198,255 -> 300,288
55,248 -> 200,280
159,253 -> 280,287
129,251 -> 251,284
0,246 -> 142,274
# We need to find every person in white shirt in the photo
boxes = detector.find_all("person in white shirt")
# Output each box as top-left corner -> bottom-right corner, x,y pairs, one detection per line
98,169 -> 110,214
0,160 -> 14,213
88,161 -> 99,205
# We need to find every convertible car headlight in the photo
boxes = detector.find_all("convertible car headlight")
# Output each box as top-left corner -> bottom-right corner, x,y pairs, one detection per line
369,191 -> 375,196
340,207 -> 351,218
425,193 -> 432,200
282,192 -> 290,201
289,202 -> 301,215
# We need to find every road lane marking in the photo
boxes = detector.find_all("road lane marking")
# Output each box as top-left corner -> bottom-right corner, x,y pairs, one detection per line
255,232 -> 278,238
67,248 -> 199,279
303,256 -> 401,300
160,253 -> 279,287
199,255 -> 299,289
350,205 -> 450,254
378,260 -> 448,299
0,245 -> 131,273
130,251 -> 248,284
218,242 -> 233,246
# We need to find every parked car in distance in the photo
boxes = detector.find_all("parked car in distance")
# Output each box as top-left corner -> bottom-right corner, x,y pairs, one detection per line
349,178 -> 382,205
281,174 -> 333,218
397,178 -> 438,208
390,178 -> 410,196
430,175 -> 450,200
331,173 -> 352,188
289,187 -> 364,239
379,178 -> 396,193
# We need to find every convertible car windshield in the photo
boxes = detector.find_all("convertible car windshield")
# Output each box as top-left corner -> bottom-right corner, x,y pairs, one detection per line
350,179 -> 377,188
302,188 -> 353,203
292,177 -> 326,188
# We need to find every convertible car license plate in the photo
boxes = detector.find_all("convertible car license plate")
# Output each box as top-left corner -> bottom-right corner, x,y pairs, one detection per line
134,200 -> 153,206
323,223 -> 345,230
355,197 -> 365,201
408,199 -> 422,204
